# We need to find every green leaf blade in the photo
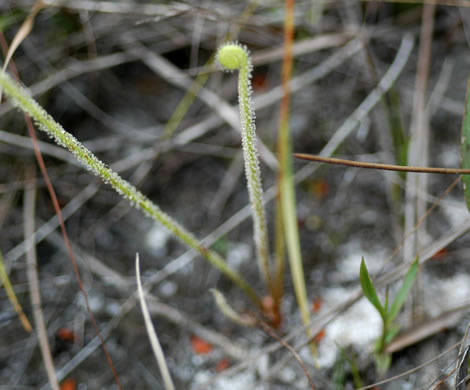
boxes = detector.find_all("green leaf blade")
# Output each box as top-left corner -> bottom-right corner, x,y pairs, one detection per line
384,325 -> 400,345
360,258 -> 386,321
388,257 -> 419,323
461,77 -> 470,211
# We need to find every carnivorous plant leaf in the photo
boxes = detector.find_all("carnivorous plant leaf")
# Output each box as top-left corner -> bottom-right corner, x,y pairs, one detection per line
217,42 -> 272,288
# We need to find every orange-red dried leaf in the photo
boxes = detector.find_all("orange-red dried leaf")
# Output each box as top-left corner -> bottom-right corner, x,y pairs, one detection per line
431,248 -> 449,261
216,358 -> 230,372
312,297 -> 322,313
56,328 -> 75,342
313,329 -> 326,344
190,335 -> 213,355
60,378 -> 76,390
309,179 -> 329,200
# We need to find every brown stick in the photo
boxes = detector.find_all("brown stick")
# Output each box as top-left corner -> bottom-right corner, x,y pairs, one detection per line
362,0 -> 470,7
294,153 -> 470,174
256,317 -> 316,390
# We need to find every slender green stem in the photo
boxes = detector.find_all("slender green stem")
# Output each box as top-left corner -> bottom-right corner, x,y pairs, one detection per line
0,70 -> 261,307
0,250 -> 32,332
217,42 -> 272,290
272,199 -> 285,304
278,0 -> 318,364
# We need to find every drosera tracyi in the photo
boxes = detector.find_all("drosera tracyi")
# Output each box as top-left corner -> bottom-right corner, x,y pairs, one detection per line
216,41 -> 319,364
217,42 -> 273,292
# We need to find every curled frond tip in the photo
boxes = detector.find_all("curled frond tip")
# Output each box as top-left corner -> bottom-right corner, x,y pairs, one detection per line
217,42 -> 249,71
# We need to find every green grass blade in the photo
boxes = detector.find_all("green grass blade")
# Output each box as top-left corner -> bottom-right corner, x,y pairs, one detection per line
281,144 -> 312,336
332,346 -> 346,390
360,258 -> 386,321
272,198 -> 286,305
388,257 -> 419,323
461,77 -> 470,211
275,0 -> 317,363
0,10 -> 25,32
384,324 -> 400,345
0,250 -> 32,332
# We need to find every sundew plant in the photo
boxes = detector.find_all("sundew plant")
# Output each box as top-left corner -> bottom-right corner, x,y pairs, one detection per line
216,41 -> 315,348
217,42 -> 272,292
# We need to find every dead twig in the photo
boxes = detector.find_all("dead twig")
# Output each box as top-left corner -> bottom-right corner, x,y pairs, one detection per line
294,153 -> 470,174
255,316 -> 315,390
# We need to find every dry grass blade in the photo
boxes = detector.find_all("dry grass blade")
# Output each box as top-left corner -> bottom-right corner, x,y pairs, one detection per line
135,254 -> 176,390
0,51 -> 144,118
2,1 -> 44,72
455,344 -> 470,390
0,129 -> 79,165
0,1 -> 44,102
41,0 -> 193,16
403,5 -> 435,315
306,34 -> 413,160
24,166 -> 60,390
357,340 -> 462,390
385,305 -> 468,354
252,31 -> 357,66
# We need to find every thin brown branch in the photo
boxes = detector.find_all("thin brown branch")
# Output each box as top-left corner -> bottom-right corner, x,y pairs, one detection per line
294,153 -> 470,174
256,317 -> 315,390
361,0 -> 470,7
357,340 -> 461,390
